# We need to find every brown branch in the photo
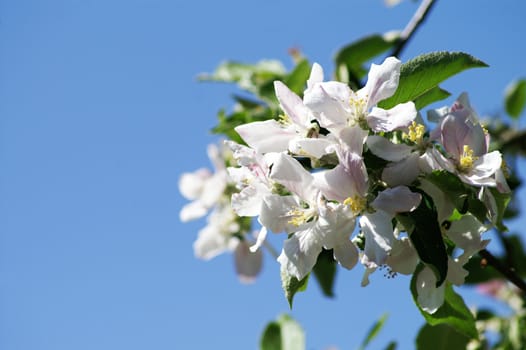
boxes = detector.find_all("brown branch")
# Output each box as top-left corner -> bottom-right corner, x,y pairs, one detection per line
390,0 -> 438,58
479,249 -> 526,294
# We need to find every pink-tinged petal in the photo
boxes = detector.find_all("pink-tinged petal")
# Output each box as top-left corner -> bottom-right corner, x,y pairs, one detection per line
386,237 -> 419,275
337,125 -> 368,154
359,56 -> 401,108
306,62 -> 324,89
235,120 -> 295,153
382,153 -> 421,186
416,266 -> 445,314
367,135 -> 413,162
371,186 -> 421,216
289,138 -> 334,159
269,153 -> 318,201
427,105 -> 449,123
235,240 -> 263,284
274,81 -> 311,127
277,229 -> 323,280
367,102 -> 417,132
360,211 -> 395,268
303,82 -> 350,128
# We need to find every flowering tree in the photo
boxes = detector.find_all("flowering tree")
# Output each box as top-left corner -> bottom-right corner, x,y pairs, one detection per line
179,0 -> 526,348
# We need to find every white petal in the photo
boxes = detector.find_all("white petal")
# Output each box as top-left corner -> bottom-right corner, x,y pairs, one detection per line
269,153 -> 318,201
231,185 -> 263,217
337,125 -> 368,154
382,153 -> 421,186
250,227 -> 268,252
235,240 -> 263,283
416,266 -> 445,314
469,151 -> 502,180
418,179 -> 455,223
179,168 -> 211,200
193,224 -> 231,260
371,186 -> 421,216
289,138 -> 334,159
274,81 -> 311,127
333,241 -> 359,270
307,62 -> 324,89
277,229 -> 323,280
367,135 -> 413,162
446,214 -> 488,258
259,194 -> 300,234
367,102 -> 417,132
386,237 -> 419,275
360,211 -> 395,268
303,82 -> 350,129
359,56 -> 401,108
179,200 -> 208,222
235,120 -> 296,153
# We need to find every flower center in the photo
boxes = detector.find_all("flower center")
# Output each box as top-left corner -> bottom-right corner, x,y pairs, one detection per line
349,97 -> 368,128
343,195 -> 367,214
403,121 -> 425,144
458,145 -> 478,172
287,204 -> 315,227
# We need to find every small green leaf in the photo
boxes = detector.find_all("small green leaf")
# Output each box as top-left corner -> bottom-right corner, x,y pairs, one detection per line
379,51 -> 488,109
384,342 -> 397,350
411,267 -> 478,339
359,314 -> 389,350
505,79 -> 526,119
260,322 -> 282,350
260,315 -> 306,350
413,86 -> 451,110
281,266 -> 309,308
312,249 -> 337,297
489,187 -> 511,231
416,324 -> 470,350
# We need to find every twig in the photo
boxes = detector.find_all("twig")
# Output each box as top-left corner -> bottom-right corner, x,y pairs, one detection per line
479,249 -> 526,294
390,0 -> 438,58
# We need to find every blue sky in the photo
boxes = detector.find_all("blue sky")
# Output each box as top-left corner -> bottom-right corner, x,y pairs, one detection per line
2,1 -> 526,349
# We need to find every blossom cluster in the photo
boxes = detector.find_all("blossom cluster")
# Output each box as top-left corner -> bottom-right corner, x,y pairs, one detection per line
180,57 -> 509,313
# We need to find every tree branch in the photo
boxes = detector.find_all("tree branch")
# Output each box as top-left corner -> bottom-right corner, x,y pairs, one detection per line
390,0 -> 438,58
479,249 -> 526,294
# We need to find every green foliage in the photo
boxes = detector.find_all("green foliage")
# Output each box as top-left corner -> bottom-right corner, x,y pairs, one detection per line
359,314 -> 390,350
505,79 -> 526,119
411,267 -> 478,340
379,51 -> 488,110
399,192 -> 448,287
416,324 -> 470,350
334,33 -> 399,88
489,187 -> 511,231
413,86 -> 451,110
260,314 -> 306,350
281,266 -> 309,308
312,249 -> 337,297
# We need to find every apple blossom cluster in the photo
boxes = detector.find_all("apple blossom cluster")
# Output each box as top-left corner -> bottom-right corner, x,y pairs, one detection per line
180,57 -> 510,313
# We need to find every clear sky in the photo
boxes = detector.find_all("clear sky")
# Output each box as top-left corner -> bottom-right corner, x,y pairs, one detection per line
2,1 -> 526,349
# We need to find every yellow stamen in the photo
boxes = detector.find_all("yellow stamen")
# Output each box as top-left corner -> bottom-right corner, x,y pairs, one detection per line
343,195 -> 367,214
403,121 -> 425,144
459,145 -> 478,172
278,114 -> 291,125
349,97 -> 368,128
287,208 -> 310,227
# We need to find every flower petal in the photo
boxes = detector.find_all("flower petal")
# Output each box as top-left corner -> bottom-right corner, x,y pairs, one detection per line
274,80 -> 312,127
359,56 -> 401,108
235,120 -> 295,153
416,266 -> 445,314
367,135 -> 413,162
277,229 -> 323,280
371,186 -> 421,216
382,153 -> 421,186
367,102 -> 417,132
360,210 -> 395,268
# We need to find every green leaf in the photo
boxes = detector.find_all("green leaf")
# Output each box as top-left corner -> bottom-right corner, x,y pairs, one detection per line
199,59 -> 286,95
384,342 -> 397,350
413,86 -> 451,110
403,192 -> 448,286
489,187 -> 511,231
505,79 -> 526,119
379,51 -> 488,109
260,314 -> 306,350
281,266 -> 309,308
411,267 -> 478,339
416,324 -> 470,350
312,249 -> 337,297
359,314 -> 389,350
335,33 -> 399,78
283,59 -> 311,95
463,256 -> 501,284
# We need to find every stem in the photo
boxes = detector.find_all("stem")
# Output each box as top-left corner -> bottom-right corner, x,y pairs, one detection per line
479,249 -> 526,294
390,0 -> 438,58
